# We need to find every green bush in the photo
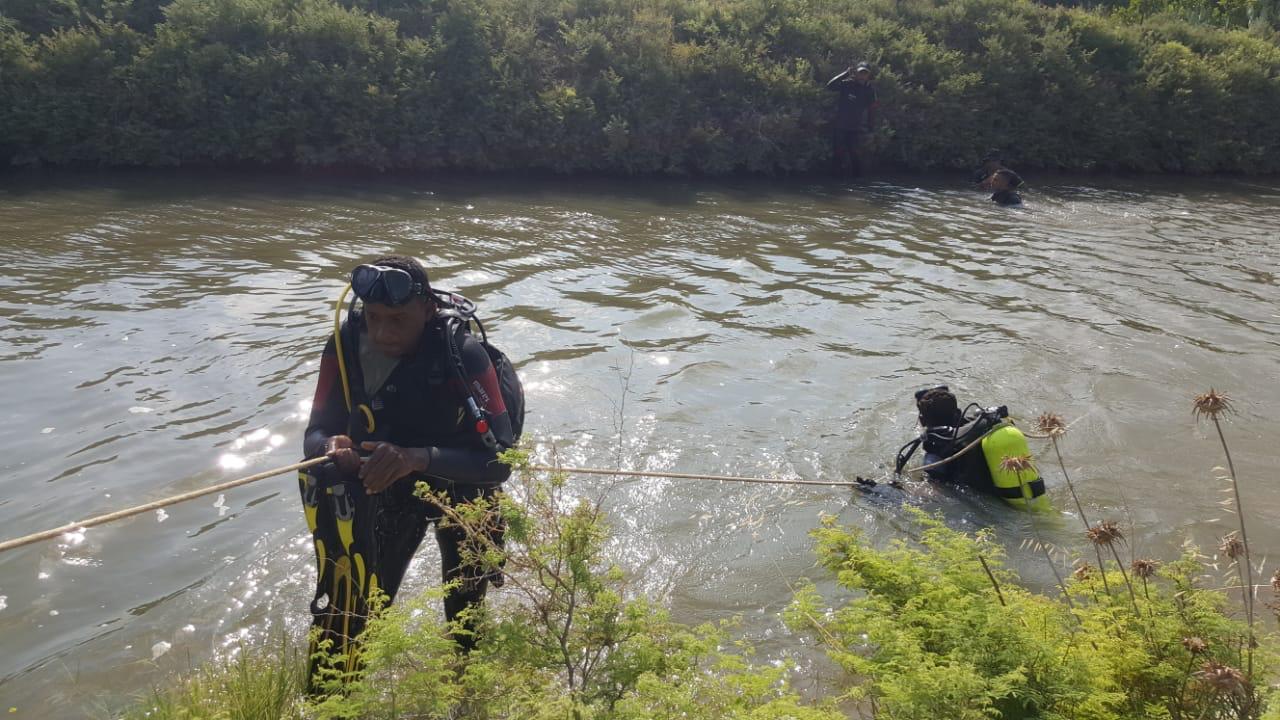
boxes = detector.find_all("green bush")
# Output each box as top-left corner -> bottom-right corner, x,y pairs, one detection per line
786,508 -> 1276,720
1,0 -> 1279,173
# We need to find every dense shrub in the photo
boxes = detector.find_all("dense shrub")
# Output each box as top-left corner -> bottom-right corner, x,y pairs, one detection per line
1,0 -> 1278,174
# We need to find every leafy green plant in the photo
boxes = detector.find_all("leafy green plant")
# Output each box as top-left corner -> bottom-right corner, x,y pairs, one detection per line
786,508 -> 1275,719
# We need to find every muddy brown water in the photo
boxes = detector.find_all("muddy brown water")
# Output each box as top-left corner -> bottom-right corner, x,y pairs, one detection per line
0,172 -> 1277,715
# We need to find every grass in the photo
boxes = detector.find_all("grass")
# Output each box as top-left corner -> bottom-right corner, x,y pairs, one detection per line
120,639 -> 306,720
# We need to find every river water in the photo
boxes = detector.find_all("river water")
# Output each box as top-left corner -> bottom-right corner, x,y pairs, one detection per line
0,172 -> 1277,715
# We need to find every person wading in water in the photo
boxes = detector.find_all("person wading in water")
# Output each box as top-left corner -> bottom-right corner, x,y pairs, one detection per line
300,255 -> 521,686
825,62 -> 879,178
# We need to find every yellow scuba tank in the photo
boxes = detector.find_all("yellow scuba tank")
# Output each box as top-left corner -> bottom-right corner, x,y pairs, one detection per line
981,423 -> 1050,510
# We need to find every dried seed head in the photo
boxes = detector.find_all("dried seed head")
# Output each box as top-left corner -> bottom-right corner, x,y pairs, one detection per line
1193,389 -> 1234,421
1271,570 -> 1280,593
1195,661 -> 1247,695
1182,636 -> 1208,655
1219,533 -> 1245,561
1087,520 -> 1124,547
1073,563 -> 1094,582
999,454 -> 1035,473
1131,558 -> 1160,579
1035,413 -> 1067,438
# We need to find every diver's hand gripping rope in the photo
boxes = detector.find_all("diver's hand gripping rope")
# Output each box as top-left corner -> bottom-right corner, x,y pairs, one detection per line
0,457 -> 329,554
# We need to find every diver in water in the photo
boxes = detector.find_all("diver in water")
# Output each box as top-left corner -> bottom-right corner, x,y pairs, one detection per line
300,255 -> 523,687
825,62 -> 878,178
974,151 -> 1025,205
972,150 -> 1006,185
895,386 -> 1046,504
986,168 -> 1024,205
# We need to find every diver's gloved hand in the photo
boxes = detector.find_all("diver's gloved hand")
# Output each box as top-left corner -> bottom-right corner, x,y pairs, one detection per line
359,441 -> 430,495
325,435 -> 362,476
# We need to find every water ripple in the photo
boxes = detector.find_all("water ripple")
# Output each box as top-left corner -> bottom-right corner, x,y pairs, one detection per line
0,173 -> 1278,715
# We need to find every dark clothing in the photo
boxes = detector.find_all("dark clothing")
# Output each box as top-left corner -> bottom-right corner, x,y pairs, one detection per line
303,311 -> 514,646
825,73 -> 877,177
826,74 -> 878,131
304,314 -> 514,491
973,161 -> 1002,185
920,412 -> 1001,494
991,190 -> 1022,205
832,128 -> 863,176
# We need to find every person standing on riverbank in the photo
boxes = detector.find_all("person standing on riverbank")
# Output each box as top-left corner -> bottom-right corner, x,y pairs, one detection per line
825,62 -> 879,178
302,256 -> 516,674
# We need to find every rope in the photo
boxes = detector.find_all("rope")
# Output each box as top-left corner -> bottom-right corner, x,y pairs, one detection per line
0,457 -> 328,554
529,465 -> 863,488
900,424 -> 1004,475
0,418 -> 1054,555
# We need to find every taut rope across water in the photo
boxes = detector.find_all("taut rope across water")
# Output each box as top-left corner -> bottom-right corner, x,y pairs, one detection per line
0,427 -> 1053,554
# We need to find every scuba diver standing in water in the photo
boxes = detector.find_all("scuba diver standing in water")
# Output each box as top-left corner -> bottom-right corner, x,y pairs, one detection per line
974,151 -> 1026,205
825,62 -> 878,178
985,168 -> 1025,205
300,255 -> 523,686
895,386 -> 1046,507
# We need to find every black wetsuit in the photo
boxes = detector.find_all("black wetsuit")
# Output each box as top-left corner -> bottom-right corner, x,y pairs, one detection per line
991,189 -> 1022,205
304,311 -> 514,646
826,73 -> 877,176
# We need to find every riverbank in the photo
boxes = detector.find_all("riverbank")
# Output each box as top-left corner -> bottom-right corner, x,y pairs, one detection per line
2,0 -> 1279,175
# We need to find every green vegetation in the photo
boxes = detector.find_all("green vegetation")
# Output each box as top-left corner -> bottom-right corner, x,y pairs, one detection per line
788,509 -> 1275,719
1,0 -> 1279,174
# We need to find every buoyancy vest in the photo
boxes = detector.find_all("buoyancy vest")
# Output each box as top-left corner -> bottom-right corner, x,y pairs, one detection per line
334,289 -> 525,453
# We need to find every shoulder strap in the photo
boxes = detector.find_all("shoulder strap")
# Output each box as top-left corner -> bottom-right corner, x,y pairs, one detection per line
439,313 -> 502,452
894,435 -> 924,476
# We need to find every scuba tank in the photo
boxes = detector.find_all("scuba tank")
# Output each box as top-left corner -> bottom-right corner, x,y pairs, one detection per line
981,422 -> 1047,509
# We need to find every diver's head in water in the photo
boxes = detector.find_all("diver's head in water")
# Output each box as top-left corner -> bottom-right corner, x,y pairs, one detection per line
351,255 -> 436,358
917,386 -> 961,427
989,168 -> 1023,192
